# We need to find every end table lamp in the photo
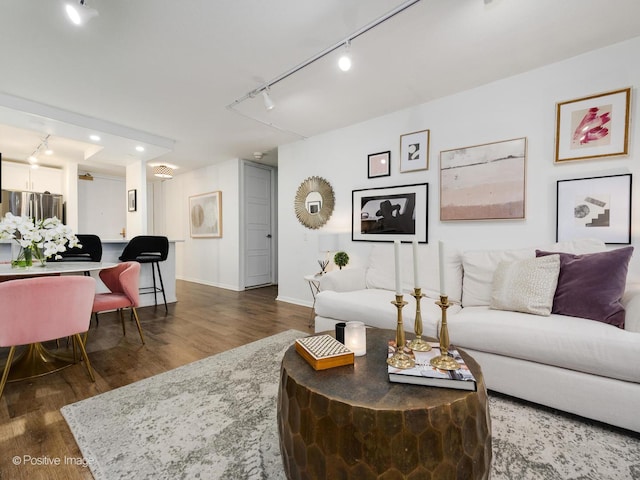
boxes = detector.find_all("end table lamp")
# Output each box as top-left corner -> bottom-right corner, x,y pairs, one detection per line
317,233 -> 339,274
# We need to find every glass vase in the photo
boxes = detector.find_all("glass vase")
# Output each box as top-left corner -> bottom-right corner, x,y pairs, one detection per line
11,243 -> 33,268
32,246 -> 47,267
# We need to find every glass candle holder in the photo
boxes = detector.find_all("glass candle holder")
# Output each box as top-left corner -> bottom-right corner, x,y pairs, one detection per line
344,321 -> 367,356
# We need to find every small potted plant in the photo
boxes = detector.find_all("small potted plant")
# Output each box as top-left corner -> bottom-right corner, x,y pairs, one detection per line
333,251 -> 349,270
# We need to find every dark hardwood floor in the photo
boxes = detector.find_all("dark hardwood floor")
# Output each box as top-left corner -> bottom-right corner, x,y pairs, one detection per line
0,281 -> 313,480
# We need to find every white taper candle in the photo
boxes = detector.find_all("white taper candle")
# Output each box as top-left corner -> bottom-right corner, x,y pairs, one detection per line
439,240 -> 447,296
394,240 -> 402,295
412,240 -> 420,289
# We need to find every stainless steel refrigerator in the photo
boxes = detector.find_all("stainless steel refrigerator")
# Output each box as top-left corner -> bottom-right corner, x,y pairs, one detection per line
1,190 -> 64,221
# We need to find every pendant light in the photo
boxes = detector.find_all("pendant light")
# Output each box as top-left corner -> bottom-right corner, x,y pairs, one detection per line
153,165 -> 174,179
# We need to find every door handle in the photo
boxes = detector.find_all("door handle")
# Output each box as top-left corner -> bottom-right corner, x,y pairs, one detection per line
266,234 -> 272,238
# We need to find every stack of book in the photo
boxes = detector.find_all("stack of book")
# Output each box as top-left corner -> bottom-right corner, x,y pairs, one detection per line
387,341 -> 477,391
295,334 -> 354,370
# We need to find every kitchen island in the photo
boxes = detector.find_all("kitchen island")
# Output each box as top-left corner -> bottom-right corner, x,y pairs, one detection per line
0,238 -> 182,308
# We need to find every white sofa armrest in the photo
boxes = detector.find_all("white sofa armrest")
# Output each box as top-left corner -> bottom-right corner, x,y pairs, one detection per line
622,283 -> 640,333
318,267 -> 367,292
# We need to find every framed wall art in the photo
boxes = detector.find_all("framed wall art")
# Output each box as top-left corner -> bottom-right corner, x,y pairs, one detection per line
368,151 -> 391,178
440,137 -> 526,221
352,183 -> 428,243
127,189 -> 137,212
400,129 -> 429,173
189,191 -> 222,238
555,87 -> 631,163
556,173 -> 631,244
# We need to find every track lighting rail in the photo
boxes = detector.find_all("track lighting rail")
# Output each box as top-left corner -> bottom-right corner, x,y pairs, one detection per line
226,0 -> 420,110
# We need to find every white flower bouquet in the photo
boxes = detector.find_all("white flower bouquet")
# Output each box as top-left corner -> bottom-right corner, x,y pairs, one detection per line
0,213 -> 80,267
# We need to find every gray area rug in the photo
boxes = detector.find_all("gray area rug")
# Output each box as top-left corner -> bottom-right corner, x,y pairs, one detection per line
61,329 -> 640,480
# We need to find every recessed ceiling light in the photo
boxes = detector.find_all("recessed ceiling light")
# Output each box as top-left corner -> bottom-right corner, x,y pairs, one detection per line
135,146 -> 145,152
90,134 -> 101,141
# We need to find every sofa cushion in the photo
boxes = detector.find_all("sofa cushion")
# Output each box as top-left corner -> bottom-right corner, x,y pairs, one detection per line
490,255 -> 560,316
315,288 -> 461,337
448,306 -> 640,383
365,243 -> 463,302
461,238 -> 606,307
536,247 -> 633,328
318,267 -> 367,292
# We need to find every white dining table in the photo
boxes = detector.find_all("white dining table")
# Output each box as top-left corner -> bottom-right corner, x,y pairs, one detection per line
0,261 -> 117,277
0,261 -> 118,381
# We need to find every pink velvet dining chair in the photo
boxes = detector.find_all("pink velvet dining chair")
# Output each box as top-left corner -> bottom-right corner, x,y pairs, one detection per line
0,275 -> 96,398
92,261 -> 145,344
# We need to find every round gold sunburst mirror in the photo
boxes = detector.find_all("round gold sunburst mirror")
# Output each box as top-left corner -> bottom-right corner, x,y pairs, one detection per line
294,176 -> 335,229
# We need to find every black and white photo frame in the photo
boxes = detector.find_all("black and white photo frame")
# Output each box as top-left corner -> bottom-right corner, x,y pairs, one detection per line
352,183 -> 428,242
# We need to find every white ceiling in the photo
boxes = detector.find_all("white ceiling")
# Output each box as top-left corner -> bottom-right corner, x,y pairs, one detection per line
1,0 -> 640,177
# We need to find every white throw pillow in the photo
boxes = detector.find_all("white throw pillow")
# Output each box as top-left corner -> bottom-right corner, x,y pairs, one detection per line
490,254 -> 561,316
462,238 -> 605,307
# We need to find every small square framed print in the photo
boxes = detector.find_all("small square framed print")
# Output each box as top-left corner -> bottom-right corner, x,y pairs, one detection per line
368,151 -> 391,178
400,129 -> 429,173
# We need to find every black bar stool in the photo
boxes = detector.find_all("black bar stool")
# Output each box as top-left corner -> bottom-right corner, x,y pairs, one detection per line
49,234 -> 103,276
119,236 -> 169,312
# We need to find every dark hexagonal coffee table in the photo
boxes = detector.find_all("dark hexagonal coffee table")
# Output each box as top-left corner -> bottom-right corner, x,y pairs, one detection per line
277,328 -> 491,479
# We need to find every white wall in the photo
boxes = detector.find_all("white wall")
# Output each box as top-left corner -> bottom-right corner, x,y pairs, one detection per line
162,157 -> 242,290
277,36 -> 640,307
63,162 -> 78,231
77,174 -> 126,238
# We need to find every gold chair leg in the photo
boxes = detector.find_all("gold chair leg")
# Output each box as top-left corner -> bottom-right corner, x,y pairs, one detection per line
131,307 -> 145,345
118,309 -> 126,336
73,334 -> 95,382
0,346 -> 16,398
72,335 -> 78,363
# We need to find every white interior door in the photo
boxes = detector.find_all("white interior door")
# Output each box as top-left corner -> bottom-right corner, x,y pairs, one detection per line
244,163 -> 274,288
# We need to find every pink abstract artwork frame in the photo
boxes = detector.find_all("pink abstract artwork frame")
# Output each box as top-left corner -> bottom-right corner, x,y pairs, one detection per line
555,88 -> 631,163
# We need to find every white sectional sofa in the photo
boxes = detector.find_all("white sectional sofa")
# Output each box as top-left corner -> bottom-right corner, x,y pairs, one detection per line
314,239 -> 640,433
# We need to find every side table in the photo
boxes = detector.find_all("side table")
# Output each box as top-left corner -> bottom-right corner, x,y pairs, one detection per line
277,328 -> 492,479
304,274 -> 322,328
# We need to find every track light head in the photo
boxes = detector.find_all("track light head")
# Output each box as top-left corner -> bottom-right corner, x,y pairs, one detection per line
65,0 -> 99,26
43,139 -> 53,155
338,40 -> 352,72
261,89 -> 275,111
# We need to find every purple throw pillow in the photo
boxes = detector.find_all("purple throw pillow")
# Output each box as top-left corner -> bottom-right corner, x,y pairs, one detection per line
535,247 -> 633,328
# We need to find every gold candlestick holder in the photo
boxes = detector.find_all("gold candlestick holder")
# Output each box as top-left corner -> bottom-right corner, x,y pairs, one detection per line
408,288 -> 431,352
387,294 -> 415,369
429,295 -> 460,371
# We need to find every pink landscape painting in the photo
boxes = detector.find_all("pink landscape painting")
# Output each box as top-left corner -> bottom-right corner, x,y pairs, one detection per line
440,138 -> 526,221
